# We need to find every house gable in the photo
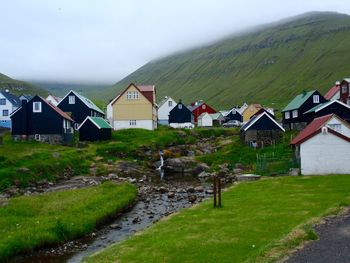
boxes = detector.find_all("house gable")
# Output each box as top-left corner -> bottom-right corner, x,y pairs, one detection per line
241,112 -> 284,132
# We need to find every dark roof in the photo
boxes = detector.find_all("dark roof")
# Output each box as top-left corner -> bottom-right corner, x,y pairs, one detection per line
59,90 -> 104,114
282,90 -> 316,112
304,100 -> 350,114
0,91 -> 21,107
241,112 -> 284,132
324,84 -> 340,100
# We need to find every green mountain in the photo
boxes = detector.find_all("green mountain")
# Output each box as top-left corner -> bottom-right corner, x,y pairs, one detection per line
0,73 -> 47,96
108,12 -> 350,110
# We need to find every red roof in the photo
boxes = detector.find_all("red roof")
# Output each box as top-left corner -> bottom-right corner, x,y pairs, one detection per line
40,96 -> 73,122
138,85 -> 155,92
324,84 -> 340,100
290,114 -> 350,145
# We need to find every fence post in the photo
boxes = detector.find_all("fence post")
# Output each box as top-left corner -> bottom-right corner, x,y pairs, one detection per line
213,174 -> 217,207
218,174 -> 221,207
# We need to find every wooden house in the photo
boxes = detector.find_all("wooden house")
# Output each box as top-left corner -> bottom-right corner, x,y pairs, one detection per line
78,117 -> 112,141
339,78 -> 350,105
57,90 -> 105,129
169,101 -> 194,129
188,100 -> 216,123
11,96 -> 74,144
198,112 -> 213,127
210,113 -> 225,126
107,83 -> 157,130
291,114 -> 350,175
324,81 -> 340,101
303,99 -> 350,124
282,90 -> 327,130
240,112 -> 285,147
224,107 -> 243,123
242,104 -> 262,122
157,96 -> 176,125
0,90 -> 21,129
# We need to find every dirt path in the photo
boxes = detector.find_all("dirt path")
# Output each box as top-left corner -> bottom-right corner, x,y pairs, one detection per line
285,210 -> 350,263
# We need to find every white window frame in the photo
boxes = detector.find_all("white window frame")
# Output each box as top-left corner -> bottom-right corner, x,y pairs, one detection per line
0,98 -> 6,105
313,95 -> 320,103
68,95 -> 75,104
168,101 -> 172,107
129,120 -> 136,126
284,111 -> 290,119
74,123 -> 79,130
34,134 -> 41,141
342,85 -> 347,94
292,110 -> 298,118
2,109 -> 9,116
202,104 -> 206,110
178,104 -> 182,109
33,102 -> 42,113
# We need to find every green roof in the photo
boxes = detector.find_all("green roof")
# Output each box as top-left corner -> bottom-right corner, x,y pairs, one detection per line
282,90 -> 316,112
303,102 -> 327,114
89,117 -> 112,129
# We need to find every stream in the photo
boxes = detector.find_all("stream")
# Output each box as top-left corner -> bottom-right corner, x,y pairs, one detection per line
12,175 -> 213,263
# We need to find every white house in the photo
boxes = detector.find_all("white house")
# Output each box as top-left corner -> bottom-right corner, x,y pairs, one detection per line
291,114 -> 350,175
0,90 -> 21,129
46,95 -> 62,106
198,112 -> 213,127
157,96 -> 176,125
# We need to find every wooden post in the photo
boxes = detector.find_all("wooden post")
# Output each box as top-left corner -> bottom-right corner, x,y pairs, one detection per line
213,174 -> 217,207
218,174 -> 221,207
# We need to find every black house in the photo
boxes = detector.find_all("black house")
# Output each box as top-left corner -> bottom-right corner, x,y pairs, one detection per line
57,90 -> 105,128
168,101 -> 194,128
224,108 -> 243,123
11,96 -> 74,144
240,112 -> 285,147
78,117 -> 112,141
303,100 -> 350,124
282,90 -> 327,130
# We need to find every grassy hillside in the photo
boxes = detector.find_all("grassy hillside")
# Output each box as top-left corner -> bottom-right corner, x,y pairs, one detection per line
0,73 -> 48,96
107,12 -> 350,110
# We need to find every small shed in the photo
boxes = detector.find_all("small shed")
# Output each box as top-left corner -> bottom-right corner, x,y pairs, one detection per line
198,112 -> 213,127
78,117 -> 112,141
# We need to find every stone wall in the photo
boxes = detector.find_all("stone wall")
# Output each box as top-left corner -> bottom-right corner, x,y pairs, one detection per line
12,134 -> 65,145
241,130 -> 283,148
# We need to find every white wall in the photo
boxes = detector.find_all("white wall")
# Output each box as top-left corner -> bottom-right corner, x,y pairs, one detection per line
300,131 -> 350,175
158,97 -> 176,121
0,93 -> 17,122
326,117 -> 350,137
113,120 -> 155,130
169,122 -> 194,129
106,102 -> 113,125
198,114 -> 213,127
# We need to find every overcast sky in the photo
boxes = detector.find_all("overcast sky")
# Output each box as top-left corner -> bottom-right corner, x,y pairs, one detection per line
0,0 -> 349,85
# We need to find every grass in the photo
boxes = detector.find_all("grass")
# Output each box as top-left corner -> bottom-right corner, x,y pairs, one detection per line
0,182 -> 137,261
86,175 -> 350,263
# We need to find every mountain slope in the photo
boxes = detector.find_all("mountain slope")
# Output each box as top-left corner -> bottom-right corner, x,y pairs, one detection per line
0,73 -> 48,96
108,12 -> 350,109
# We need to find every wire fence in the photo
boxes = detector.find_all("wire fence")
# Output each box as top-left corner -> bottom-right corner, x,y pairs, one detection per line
255,152 -> 299,176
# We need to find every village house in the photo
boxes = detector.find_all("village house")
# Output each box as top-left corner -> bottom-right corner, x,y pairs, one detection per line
210,113 -> 225,126
107,83 -> 157,130
11,96 -> 74,144
46,94 -> 62,106
242,104 -> 262,123
224,107 -> 243,123
157,96 -> 176,125
0,90 -> 21,129
198,112 -> 213,127
324,81 -> 341,101
240,111 -> 285,147
169,100 -> 194,129
78,116 -> 112,141
18,94 -> 33,102
291,114 -> 350,175
188,100 -> 216,123
282,90 -> 327,130
57,90 -> 105,129
339,78 -> 350,105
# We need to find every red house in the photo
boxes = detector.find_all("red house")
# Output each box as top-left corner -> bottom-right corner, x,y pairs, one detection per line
189,100 -> 216,123
340,78 -> 350,105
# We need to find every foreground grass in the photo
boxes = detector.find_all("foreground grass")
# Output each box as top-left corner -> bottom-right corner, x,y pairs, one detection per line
87,175 -> 350,263
0,182 -> 137,261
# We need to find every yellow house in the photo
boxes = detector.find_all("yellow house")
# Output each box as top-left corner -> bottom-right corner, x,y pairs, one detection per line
242,104 -> 262,122
107,83 -> 157,130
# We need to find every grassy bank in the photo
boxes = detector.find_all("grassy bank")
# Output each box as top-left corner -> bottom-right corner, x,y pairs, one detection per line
86,175 -> 350,263
0,182 -> 137,261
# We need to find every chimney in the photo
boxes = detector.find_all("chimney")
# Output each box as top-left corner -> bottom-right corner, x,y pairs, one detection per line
335,81 -> 340,86
5,89 -> 9,93
302,90 -> 307,97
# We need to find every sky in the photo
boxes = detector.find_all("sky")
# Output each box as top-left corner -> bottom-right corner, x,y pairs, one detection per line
0,0 -> 350,85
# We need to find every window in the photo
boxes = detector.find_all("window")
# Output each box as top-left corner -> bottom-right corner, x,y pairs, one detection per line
33,102 -> 42,113
2,110 -> 8,116
126,91 -> 139,100
129,120 -> 136,126
328,124 -> 342,132
292,110 -> 298,118
342,85 -> 347,94
284,111 -> 290,119
178,104 -> 182,109
202,104 -> 206,110
34,134 -> 41,141
313,95 -> 320,103
0,99 -> 6,105
126,91 -> 131,99
168,101 -> 173,107
68,96 -> 75,104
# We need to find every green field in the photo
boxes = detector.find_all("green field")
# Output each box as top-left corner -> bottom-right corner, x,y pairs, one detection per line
0,182 -> 137,261
86,175 -> 350,263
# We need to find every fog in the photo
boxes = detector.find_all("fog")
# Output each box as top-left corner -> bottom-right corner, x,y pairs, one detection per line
0,0 -> 349,84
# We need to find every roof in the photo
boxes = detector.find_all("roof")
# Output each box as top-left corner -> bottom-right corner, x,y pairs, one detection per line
342,78 -> 350,83
241,112 -> 285,132
282,90 -> 316,112
210,113 -> 224,120
60,90 -> 104,114
47,95 -> 62,104
138,85 -> 155,92
78,117 -> 112,130
198,112 -> 210,119
304,99 -> 350,114
110,83 -> 156,106
158,96 -> 175,108
324,85 -> 340,100
0,91 -> 21,107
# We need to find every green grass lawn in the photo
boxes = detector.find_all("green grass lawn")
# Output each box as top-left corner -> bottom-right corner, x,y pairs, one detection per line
0,182 -> 137,261
86,175 -> 350,263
